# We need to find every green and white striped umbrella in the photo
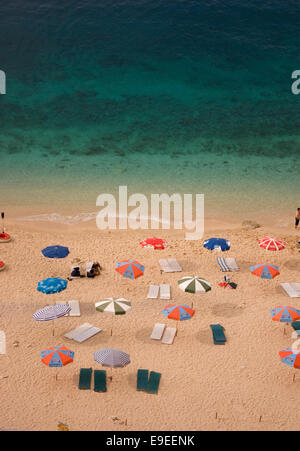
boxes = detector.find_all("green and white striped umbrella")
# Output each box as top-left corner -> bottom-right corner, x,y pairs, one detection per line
178,276 -> 211,293
95,298 -> 131,315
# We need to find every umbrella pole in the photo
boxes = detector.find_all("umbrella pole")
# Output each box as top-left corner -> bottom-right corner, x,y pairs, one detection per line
1,212 -> 4,233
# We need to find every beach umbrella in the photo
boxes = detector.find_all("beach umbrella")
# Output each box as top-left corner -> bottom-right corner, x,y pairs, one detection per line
0,233 -> 11,243
94,348 -> 130,379
0,260 -> 5,272
95,298 -> 131,315
33,303 -> 71,336
95,298 -> 131,335
250,264 -> 279,279
271,306 -> 300,323
259,237 -> 286,251
41,345 -> 74,380
203,238 -> 230,251
41,346 -> 74,367
178,276 -> 211,293
139,237 -> 168,250
0,212 -> 11,243
115,260 -> 144,279
162,304 -> 195,321
94,348 -> 130,367
279,348 -> 300,369
37,277 -> 68,294
42,245 -> 70,259
33,304 -> 70,321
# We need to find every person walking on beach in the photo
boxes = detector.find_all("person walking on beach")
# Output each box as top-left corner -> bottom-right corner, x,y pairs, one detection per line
295,208 -> 300,229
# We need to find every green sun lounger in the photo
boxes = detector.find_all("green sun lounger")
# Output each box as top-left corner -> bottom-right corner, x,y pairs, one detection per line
94,370 -> 107,392
210,324 -> 226,345
292,321 -> 300,333
146,371 -> 161,394
78,368 -> 92,390
137,369 -> 149,391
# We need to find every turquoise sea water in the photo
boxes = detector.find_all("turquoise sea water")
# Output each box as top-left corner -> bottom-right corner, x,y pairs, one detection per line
0,0 -> 300,224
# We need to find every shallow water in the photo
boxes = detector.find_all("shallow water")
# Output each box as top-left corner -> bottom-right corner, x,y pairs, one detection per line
0,1 -> 300,223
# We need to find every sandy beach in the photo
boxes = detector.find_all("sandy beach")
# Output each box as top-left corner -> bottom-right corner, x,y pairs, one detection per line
0,218 -> 300,431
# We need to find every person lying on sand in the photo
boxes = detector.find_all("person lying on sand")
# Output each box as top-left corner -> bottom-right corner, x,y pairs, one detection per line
68,261 -> 102,280
295,208 -> 300,229
86,262 -> 102,278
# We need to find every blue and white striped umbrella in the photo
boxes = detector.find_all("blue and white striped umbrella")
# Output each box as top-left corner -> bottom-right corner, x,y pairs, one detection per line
33,304 -> 71,321
94,348 -> 130,368
37,277 -> 68,294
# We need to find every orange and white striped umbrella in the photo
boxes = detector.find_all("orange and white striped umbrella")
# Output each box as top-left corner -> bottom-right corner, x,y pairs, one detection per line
258,237 -> 286,251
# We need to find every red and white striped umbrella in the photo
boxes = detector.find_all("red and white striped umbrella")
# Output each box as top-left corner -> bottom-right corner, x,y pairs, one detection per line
258,237 -> 286,251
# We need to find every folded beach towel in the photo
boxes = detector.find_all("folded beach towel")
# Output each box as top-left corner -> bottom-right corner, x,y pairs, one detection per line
78,368 -> 92,390
210,324 -> 226,345
217,257 -> 239,272
146,371 -> 161,394
94,370 -> 107,392
137,369 -> 149,391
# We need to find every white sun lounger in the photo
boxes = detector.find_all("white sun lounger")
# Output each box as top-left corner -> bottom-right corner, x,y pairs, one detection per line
281,283 -> 300,298
56,300 -> 81,316
73,326 -> 101,343
0,330 -> 6,355
159,258 -> 182,273
168,259 -> 182,272
150,323 -> 166,340
161,327 -> 176,345
160,284 -> 171,300
64,323 -> 93,340
68,300 -> 81,317
147,285 -> 160,299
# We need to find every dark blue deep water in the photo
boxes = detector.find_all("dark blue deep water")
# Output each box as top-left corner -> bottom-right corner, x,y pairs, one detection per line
0,0 -> 299,221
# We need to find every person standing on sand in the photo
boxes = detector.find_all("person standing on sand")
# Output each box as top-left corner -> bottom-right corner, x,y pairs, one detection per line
295,208 -> 300,229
